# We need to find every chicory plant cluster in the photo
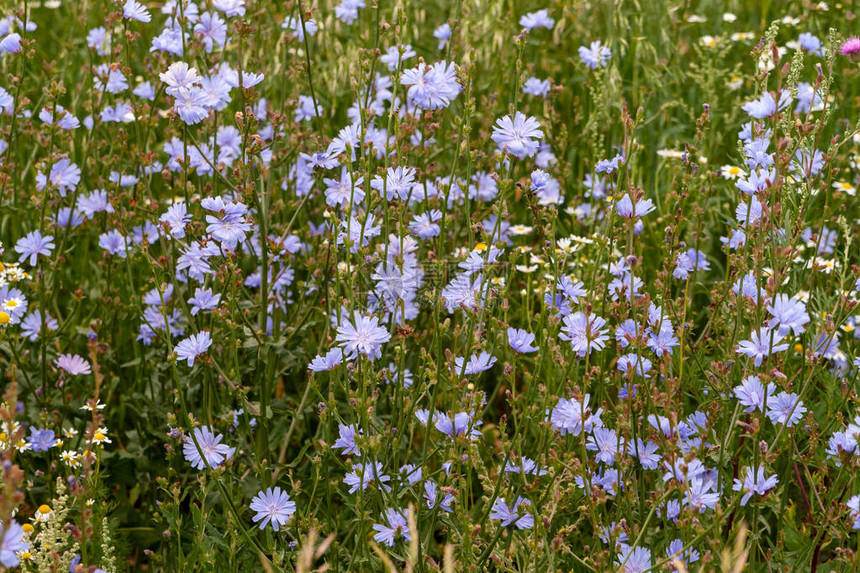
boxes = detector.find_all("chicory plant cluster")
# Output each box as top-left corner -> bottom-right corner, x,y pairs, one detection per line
1,1 -> 860,571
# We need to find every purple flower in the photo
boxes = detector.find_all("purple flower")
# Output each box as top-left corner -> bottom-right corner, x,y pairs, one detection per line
840,36 -> 860,56
507,327 -> 539,353
435,411 -> 482,439
733,375 -> 775,413
519,9 -> 554,30
213,0 -> 246,18
598,523 -> 628,546
400,61 -> 461,111
55,354 -> 92,376
380,44 -> 416,71
441,272 -> 483,312
333,424 -> 362,456
409,210 -> 442,239
20,310 -> 58,341
616,545 -> 651,573
15,230 -> 55,266
733,272 -> 766,304
615,194 -> 655,218
736,327 -> 789,367
175,331 -> 213,366
795,82 -> 823,114
0,33 -> 22,55
337,213 -> 382,253
39,105 -> 80,129
203,197 -> 252,250
522,77 -> 551,97
183,426 -> 234,470
324,167 -> 365,207
504,457 -> 546,476
627,439 -> 661,470
144,284 -> 173,307
767,294 -> 809,336
744,137 -> 773,169
550,394 -> 603,436
174,87 -> 209,125
491,112 -> 543,159
415,409 -> 439,426
742,91 -> 790,119
372,508 -> 410,546
666,539 -> 700,567
732,466 -> 778,505
433,23 -> 451,50
78,189 -> 114,219
490,497 -> 534,529
132,82 -> 155,101
587,427 -> 620,465
825,428 -> 857,461
160,202 -> 191,239
617,353 -> 652,378
736,169 -> 774,195
791,149 -> 824,177
249,487 -> 296,531
799,33 -> 825,57
335,312 -> 391,361
29,428 -> 56,452
187,287 -> 220,315
50,205 -> 81,225
0,520 -> 29,568
579,41 -> 611,69
343,461 -> 391,493
559,311 -> 610,357
308,348 -> 344,372
647,325 -> 679,357
99,230 -> 128,258
132,221 -> 158,245
683,478 -> 720,512
424,481 -> 454,512
766,392 -> 806,427
662,457 -> 707,483
400,464 -> 422,484
557,275 -> 587,302
282,16 -> 318,42
454,351 -> 496,375
673,249 -> 709,280
123,0 -> 152,22
335,0 -> 365,24
196,12 -> 228,52
847,495 -> 860,529
596,152 -> 625,174
229,71 -> 264,89
371,165 -> 416,201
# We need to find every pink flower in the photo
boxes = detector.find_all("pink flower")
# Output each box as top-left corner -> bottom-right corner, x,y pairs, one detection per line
840,36 -> 860,56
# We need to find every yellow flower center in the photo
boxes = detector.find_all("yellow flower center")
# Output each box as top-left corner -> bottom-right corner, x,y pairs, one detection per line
0,311 -> 10,325
793,344 -> 803,353
22,524 -> 34,534
38,504 -> 51,514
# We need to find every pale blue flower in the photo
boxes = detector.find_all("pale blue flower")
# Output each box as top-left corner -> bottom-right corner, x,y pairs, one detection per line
175,331 -> 213,366
249,487 -> 296,531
